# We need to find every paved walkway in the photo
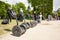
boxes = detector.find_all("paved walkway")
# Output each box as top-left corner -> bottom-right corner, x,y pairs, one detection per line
0,21 -> 60,40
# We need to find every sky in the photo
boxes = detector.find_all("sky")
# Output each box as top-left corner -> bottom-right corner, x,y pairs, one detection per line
0,0 -> 60,11
53,0 -> 60,11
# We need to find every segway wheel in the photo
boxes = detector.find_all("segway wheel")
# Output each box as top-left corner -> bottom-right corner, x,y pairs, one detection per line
12,25 -> 26,36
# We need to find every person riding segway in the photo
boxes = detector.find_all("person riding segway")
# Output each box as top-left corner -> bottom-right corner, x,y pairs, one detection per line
18,8 -> 24,21
2,7 -> 12,24
7,7 -> 12,23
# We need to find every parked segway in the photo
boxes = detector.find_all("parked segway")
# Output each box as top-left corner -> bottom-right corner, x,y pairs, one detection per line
1,8 -> 17,24
12,17 -> 26,36
17,8 -> 24,22
1,7 -> 12,24
29,11 -> 38,28
20,8 -> 30,29
27,6 -> 34,28
2,19 -> 9,24
37,14 -> 40,23
20,18 -> 30,29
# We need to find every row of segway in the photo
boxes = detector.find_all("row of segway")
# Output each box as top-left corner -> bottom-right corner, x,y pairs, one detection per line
12,20 -> 38,37
1,8 -> 40,37
12,13 -> 40,37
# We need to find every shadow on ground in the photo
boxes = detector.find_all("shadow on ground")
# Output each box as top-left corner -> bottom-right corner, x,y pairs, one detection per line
4,29 -> 12,32
11,32 -> 25,37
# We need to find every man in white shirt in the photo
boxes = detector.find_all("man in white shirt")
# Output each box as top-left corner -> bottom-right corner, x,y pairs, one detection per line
48,14 -> 51,21
18,8 -> 24,21
39,12 -> 42,22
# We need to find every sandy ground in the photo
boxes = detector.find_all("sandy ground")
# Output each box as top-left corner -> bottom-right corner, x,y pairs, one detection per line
0,20 -> 60,40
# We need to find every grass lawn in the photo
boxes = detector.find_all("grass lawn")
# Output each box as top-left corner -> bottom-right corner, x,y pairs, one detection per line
0,19 -> 30,35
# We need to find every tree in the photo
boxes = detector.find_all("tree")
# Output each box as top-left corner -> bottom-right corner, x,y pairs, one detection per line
0,1 -> 11,18
12,2 -> 26,15
57,8 -> 60,17
0,1 -> 6,18
28,0 -> 53,19
16,2 -> 26,14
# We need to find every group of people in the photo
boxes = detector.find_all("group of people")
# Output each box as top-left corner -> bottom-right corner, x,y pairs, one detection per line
48,14 -> 59,21
7,6 -> 60,24
7,7 -> 60,24
6,7 -> 24,23
7,6 -> 43,24
29,12 -> 43,23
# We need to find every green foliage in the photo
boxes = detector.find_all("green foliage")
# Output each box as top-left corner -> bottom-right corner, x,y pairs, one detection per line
0,1 -> 6,18
57,8 -> 60,16
12,2 -> 26,15
0,1 -> 26,18
58,12 -> 60,16
12,5 -> 18,15
16,2 -> 26,14
28,0 -> 53,19
0,1 -> 11,18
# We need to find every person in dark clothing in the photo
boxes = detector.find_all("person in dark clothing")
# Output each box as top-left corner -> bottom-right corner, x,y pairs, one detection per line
33,11 -> 37,21
7,7 -> 12,23
18,8 -> 24,21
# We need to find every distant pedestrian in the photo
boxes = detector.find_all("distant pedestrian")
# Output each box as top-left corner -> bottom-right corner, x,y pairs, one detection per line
33,11 -> 37,21
39,12 -> 42,22
55,14 -> 58,20
36,13 -> 40,23
48,14 -> 51,21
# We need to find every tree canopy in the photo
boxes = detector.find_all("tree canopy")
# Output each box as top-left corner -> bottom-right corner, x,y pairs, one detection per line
0,1 -> 11,18
28,0 -> 53,18
57,8 -> 60,16
12,2 -> 26,15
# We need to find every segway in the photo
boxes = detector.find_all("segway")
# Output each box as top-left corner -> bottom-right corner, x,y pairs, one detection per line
1,19 -> 9,24
20,15 -> 30,29
1,9 -> 16,24
29,14 -> 38,28
12,11 -> 26,37
37,14 -> 40,23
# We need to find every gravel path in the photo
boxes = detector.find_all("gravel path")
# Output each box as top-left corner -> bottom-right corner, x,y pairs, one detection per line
0,21 -> 60,40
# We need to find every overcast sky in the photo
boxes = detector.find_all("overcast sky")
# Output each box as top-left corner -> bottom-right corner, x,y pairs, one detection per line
0,0 -> 60,11
53,0 -> 60,11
